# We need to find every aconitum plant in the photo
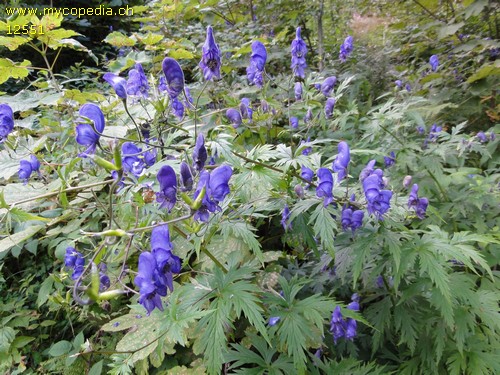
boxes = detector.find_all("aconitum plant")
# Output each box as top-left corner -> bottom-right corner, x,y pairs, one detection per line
162,57 -> 185,98
339,36 -> 354,62
193,165 -> 233,222
18,155 -> 40,184
332,141 -> 350,180
290,27 -> 307,78
246,41 -> 267,87
226,108 -> 242,128
408,184 -> 429,219
156,165 -> 178,212
199,26 -> 221,81
75,103 -> 105,156
126,63 -> 149,98
192,134 -> 208,172
103,73 -> 127,99
429,54 -> 439,72
0,103 -> 14,142
325,97 -> 336,119
316,168 -> 334,206
321,76 -> 336,97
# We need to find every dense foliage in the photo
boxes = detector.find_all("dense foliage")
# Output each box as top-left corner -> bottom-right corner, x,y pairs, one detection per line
0,0 -> 499,374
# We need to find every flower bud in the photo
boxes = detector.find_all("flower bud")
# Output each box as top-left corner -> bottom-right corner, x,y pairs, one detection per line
403,175 -> 412,188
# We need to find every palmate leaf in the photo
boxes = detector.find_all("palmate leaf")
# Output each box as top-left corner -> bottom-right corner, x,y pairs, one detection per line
219,221 -> 263,263
309,203 -> 337,256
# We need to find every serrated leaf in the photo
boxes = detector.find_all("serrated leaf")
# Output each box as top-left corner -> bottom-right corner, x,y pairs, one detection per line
0,326 -> 16,352
104,31 -> 136,47
169,48 -> 194,59
0,35 -> 30,51
466,62 -> 500,83
0,58 -> 31,84
0,225 -> 45,259
37,276 -> 54,307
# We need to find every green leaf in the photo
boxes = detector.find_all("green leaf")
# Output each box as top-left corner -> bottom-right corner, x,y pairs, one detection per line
0,326 -> 16,352
0,36 -> 30,51
0,225 -> 45,259
88,360 -> 103,375
309,204 -> 337,255
37,276 -> 54,307
437,22 -> 464,38
11,336 -> 35,349
169,48 -> 194,59
466,62 -> 500,83
48,340 -> 72,357
0,58 -> 31,84
104,31 -> 136,47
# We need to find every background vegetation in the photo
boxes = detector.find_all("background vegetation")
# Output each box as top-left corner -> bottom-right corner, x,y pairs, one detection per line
0,0 -> 498,374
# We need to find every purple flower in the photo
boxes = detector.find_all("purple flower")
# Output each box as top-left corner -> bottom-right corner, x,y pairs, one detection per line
134,252 -> 164,315
321,76 -> 337,96
260,99 -> 270,113
64,247 -> 85,280
281,204 -> 292,231
290,117 -> 299,129
127,63 -> 149,98
330,306 -> 345,344
180,161 -> 193,192
0,103 -> 14,143
162,57 -> 185,99
268,317 -> 280,326
341,206 -> 364,233
226,108 -> 242,128
18,155 -> 40,184
384,151 -> 396,167
301,165 -> 314,182
405,83 -> 411,92
151,224 -> 181,293
199,26 -> 221,81
300,137 -> 312,155
171,98 -> 184,119
294,82 -> 302,100
408,184 -> 429,219
75,103 -> 105,156
121,142 -> 145,177
144,146 -> 157,167
192,134 -> 208,172
158,76 -> 168,93
429,55 -> 439,72
476,131 -> 487,143
103,73 -> 127,99
359,160 -> 376,181
209,164 -> 232,202
339,36 -> 354,62
325,97 -> 336,119
291,27 -> 307,78
316,168 -> 334,206
345,319 -> 357,340
246,41 -> 267,87
363,171 -> 392,219
193,165 -> 232,222
240,98 -> 253,121
304,108 -> 313,124
395,80 -> 402,89
156,165 -> 178,212
403,175 -> 412,188
332,141 -> 350,181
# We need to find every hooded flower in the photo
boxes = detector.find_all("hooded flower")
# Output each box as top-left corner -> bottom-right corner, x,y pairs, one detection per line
75,103 -> 105,156
339,36 -> 354,62
281,204 -> 292,231
363,170 -> 392,219
240,98 -> 253,121
0,103 -> 14,143
332,141 -> 350,181
316,167 -> 334,206
408,184 -> 429,219
476,131 -> 487,143
359,160 -> 376,182
384,151 -> 396,167
290,117 -> 299,129
134,252 -> 164,314
294,82 -> 303,100
395,80 -> 402,89
291,27 -> 307,78
162,57 -> 185,99
325,97 -> 336,119
304,108 -> 313,124
180,161 -> 193,192
300,137 -> 312,155
429,55 -> 439,72
301,165 -> 314,183
151,224 -> 181,294
121,142 -> 145,177
321,76 -> 337,97
127,63 -> 149,98
171,98 -> 185,119
192,134 -> 208,172
64,247 -> 85,280
18,155 -> 41,184
226,108 -> 242,128
199,26 -> 221,81
103,73 -> 127,99
156,165 -> 177,212
246,41 -> 267,87
193,165 -> 232,222
341,207 -> 364,233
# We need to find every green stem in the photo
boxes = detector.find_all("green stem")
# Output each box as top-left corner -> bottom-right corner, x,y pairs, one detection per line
123,100 -> 143,143
378,123 -> 405,146
201,247 -> 228,273
425,167 -> 448,201
194,81 -> 210,138
127,213 -> 194,234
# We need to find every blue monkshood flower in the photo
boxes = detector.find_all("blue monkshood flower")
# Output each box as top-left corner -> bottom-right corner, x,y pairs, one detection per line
281,204 -> 292,231
158,76 -> 168,93
339,36 -> 354,62
64,247 -> 85,280
321,76 -> 337,97
226,108 -> 242,128
193,134 -> 208,172
384,151 -> 396,167
325,97 -> 336,119
425,124 -> 443,146
18,155 -> 40,184
316,168 -> 334,206
476,131 -> 487,143
408,184 -> 429,219
171,98 -> 184,119
304,108 -> 313,124
301,165 -> 314,183
376,275 -> 394,289
199,26 -> 221,81
300,137 -> 312,155
134,252 -> 163,315
240,98 -> 253,121
144,145 -> 157,167
246,41 -> 267,87
330,306 -> 345,344
156,165 -> 177,212
76,103 -> 105,156
363,171 -> 393,219
184,87 -> 194,107
341,207 -> 364,233
429,55 -> 439,72
127,63 -> 149,98
332,141 -> 350,181
403,175 -> 412,188
268,317 -> 280,326
290,117 -> 299,129
162,57 -> 185,99
260,99 -> 270,113
345,319 -> 357,340
121,142 -> 145,177
395,80 -> 402,89
417,126 -> 425,134
103,73 -> 127,99
294,184 -> 305,198
180,161 -> 193,192
151,224 -> 181,290
291,27 -> 308,78
347,293 -> 360,311
294,82 -> 302,100
359,159 -> 376,181
193,165 -> 232,222
405,83 -> 411,92
99,264 -> 111,292
0,103 -> 14,143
